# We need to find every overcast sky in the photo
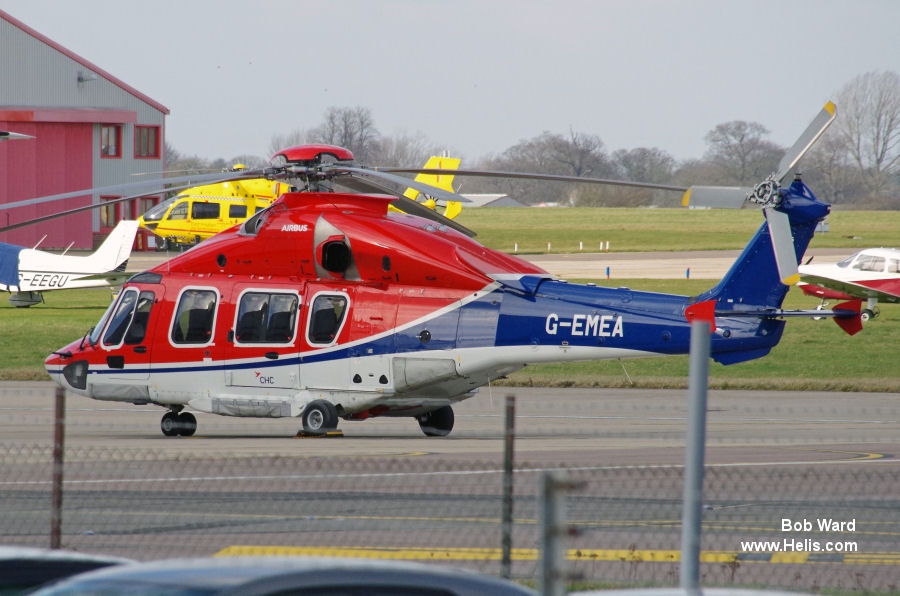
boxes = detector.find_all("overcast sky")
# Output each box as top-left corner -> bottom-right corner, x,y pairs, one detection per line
3,0 -> 899,165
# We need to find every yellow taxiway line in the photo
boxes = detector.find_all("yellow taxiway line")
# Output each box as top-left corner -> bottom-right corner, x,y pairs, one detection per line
217,545 -> 900,565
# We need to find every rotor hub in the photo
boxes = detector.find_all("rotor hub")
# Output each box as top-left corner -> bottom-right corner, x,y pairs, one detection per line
746,177 -> 780,207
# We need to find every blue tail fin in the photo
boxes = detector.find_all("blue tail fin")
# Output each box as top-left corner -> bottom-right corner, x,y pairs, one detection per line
696,177 -> 830,364
698,177 -> 829,310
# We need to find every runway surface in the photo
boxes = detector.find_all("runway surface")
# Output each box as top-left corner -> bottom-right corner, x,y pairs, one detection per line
4,381 -> 899,462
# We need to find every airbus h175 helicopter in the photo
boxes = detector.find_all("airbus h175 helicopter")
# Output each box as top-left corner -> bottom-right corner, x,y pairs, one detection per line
41,102 -> 861,438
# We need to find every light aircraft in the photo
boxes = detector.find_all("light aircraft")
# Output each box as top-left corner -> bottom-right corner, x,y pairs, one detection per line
0,220 -> 138,307
798,247 -> 900,320
139,154 -> 462,251
39,102 -> 862,438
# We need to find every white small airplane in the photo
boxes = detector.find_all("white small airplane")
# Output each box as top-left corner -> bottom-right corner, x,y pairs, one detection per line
798,247 -> 900,320
0,220 -> 139,307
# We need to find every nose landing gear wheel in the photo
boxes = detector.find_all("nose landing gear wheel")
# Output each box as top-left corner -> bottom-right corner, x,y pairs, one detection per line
417,406 -> 454,437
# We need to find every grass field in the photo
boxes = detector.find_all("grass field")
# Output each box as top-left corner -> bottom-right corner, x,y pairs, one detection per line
3,207 -> 899,390
455,207 -> 900,254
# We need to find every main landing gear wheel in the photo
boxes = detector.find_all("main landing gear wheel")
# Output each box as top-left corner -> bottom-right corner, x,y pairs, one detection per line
301,400 -> 339,435
417,406 -> 454,437
160,411 -> 197,437
861,308 -> 879,322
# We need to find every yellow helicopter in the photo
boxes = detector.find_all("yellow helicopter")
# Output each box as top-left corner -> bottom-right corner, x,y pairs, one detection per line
138,157 -> 461,251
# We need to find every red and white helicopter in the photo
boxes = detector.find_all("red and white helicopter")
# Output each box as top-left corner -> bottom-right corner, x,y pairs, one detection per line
798,247 -> 900,321
35,102 -> 862,438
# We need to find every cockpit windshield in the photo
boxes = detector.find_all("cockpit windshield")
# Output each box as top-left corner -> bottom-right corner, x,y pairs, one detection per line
836,252 -> 862,268
141,196 -> 180,223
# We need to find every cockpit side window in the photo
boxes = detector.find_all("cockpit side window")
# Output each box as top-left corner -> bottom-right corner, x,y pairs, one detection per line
307,294 -> 348,345
171,289 -> 218,344
168,201 -> 188,220
235,291 -> 299,344
854,255 -> 885,272
124,291 -> 155,345
102,289 -> 138,346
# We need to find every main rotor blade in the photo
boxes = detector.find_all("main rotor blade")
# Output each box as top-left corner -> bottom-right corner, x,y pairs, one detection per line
334,166 -> 471,204
1,169 -> 265,212
329,168 -> 476,237
0,178 -> 245,233
765,206 -> 799,285
681,186 -> 752,209
379,167 -> 688,193
391,196 -> 477,237
774,101 -> 836,183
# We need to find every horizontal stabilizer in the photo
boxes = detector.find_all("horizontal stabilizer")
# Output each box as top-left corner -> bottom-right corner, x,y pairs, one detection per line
714,300 -> 861,335
832,300 -> 863,336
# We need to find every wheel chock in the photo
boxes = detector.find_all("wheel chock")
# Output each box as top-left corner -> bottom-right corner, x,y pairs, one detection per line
295,429 -> 344,438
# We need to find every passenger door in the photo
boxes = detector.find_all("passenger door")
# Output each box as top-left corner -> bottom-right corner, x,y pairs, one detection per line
225,287 -> 301,389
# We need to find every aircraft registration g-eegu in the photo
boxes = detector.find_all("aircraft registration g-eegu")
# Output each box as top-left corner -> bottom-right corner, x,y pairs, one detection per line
39,102 -> 862,438
0,220 -> 138,307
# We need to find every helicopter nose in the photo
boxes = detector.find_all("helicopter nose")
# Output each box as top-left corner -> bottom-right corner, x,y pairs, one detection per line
45,350 -> 88,390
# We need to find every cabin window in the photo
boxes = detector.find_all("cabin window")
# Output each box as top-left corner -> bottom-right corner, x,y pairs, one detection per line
171,289 -> 217,344
235,291 -> 299,344
307,294 -> 348,345
229,204 -> 248,218
100,124 -> 121,158
890,259 -> 900,274
853,255 -> 885,272
134,126 -> 160,158
192,202 -> 220,220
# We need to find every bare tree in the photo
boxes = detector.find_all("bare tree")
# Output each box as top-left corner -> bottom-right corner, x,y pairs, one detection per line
268,129 -> 312,157
309,106 -> 380,163
476,131 -> 611,205
373,132 -> 453,168
803,131 -> 862,206
833,70 -> 900,197
703,121 -> 783,185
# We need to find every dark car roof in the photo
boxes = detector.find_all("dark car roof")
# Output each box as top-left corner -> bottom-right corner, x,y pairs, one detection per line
30,556 -> 537,595
0,546 -> 130,593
